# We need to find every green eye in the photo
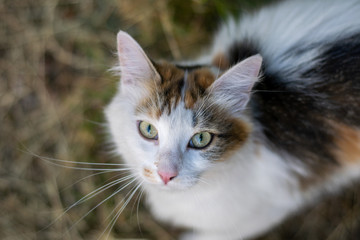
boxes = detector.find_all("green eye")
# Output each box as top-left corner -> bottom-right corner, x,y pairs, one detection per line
139,121 -> 158,140
189,132 -> 213,149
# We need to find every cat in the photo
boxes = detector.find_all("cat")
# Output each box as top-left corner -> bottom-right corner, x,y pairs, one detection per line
105,0 -> 360,239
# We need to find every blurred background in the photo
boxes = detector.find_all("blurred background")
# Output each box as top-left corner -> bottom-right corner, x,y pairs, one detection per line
1,0 -> 360,239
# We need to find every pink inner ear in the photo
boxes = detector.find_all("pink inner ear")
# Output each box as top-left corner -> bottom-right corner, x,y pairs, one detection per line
209,54 -> 263,114
117,31 -> 158,86
239,54 -> 263,80
213,54 -> 263,93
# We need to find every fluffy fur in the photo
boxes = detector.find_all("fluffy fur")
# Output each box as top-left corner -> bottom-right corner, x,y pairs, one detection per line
105,0 -> 360,239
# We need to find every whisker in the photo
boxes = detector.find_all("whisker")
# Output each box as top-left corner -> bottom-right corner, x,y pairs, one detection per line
36,154 -> 131,166
103,181 -> 144,240
136,187 -> 145,234
41,174 -> 137,233
38,158 -> 135,172
103,171 -> 135,185
21,147 -> 134,167
41,156 -> 131,166
75,174 -> 138,206
60,170 -> 113,192
98,183 -> 140,240
102,178 -> 141,223
251,89 -> 290,93
51,163 -> 132,171
84,118 -> 107,126
129,183 -> 145,218
197,177 -> 210,185
65,176 -> 139,236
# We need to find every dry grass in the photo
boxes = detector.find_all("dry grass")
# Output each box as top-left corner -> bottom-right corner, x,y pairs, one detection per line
1,0 -> 359,239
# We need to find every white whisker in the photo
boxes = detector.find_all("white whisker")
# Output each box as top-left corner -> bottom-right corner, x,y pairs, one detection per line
136,187 -> 145,234
42,174 -> 137,234
22,147 -> 134,167
34,155 -> 136,171
102,178 -> 141,224
103,171 -> 135,185
66,177 -> 139,237
38,155 -> 131,166
60,170 -> 112,192
103,181 -> 144,240
75,174 -> 138,206
197,177 -> 210,185
40,159 -> 134,171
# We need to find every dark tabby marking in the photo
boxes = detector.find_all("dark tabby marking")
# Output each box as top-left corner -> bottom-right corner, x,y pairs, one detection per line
153,62 -> 185,114
185,68 -> 215,108
175,64 -> 210,71
147,62 -> 217,113
194,102 -> 251,161
228,40 -> 260,66
223,35 -> 360,176
212,53 -> 230,70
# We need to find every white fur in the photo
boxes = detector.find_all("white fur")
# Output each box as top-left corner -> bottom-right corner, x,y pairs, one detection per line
106,92 -> 306,239
200,0 -> 360,86
145,140 -> 306,240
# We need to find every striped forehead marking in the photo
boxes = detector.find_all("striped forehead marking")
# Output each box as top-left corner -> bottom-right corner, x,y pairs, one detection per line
146,62 -> 216,114
184,67 -> 216,109
181,70 -> 188,100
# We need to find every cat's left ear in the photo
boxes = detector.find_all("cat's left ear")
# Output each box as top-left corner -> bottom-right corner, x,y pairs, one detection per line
116,31 -> 160,98
209,54 -> 262,115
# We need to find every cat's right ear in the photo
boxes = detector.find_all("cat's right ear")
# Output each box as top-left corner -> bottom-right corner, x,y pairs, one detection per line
116,31 -> 160,98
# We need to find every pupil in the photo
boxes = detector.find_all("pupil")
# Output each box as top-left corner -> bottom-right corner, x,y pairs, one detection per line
147,125 -> 151,133
199,133 -> 203,142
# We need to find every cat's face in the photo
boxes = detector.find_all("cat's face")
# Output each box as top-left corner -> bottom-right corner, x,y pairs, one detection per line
106,31 -> 262,190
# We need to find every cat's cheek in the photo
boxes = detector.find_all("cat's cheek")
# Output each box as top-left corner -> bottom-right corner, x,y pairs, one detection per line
170,153 -> 211,189
185,150 -> 212,172
138,139 -> 157,153
141,167 -> 161,184
137,149 -> 161,183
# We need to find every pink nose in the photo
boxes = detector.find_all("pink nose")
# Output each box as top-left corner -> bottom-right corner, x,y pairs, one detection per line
158,170 -> 178,185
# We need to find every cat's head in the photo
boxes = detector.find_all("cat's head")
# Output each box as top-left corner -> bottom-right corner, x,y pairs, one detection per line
105,31 -> 262,190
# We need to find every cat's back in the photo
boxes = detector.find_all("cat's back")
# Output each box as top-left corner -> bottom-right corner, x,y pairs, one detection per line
209,0 -> 360,180
210,0 -> 360,75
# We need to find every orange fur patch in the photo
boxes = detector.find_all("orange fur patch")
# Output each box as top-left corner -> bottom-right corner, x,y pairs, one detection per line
143,168 -> 157,182
333,123 -> 360,164
218,118 -> 251,161
212,52 -> 230,70
299,124 -> 360,190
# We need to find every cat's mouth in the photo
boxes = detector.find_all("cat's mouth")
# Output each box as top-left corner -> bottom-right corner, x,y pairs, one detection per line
142,167 -> 198,190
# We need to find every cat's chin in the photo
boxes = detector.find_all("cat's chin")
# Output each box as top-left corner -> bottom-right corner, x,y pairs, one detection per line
145,179 -> 198,191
